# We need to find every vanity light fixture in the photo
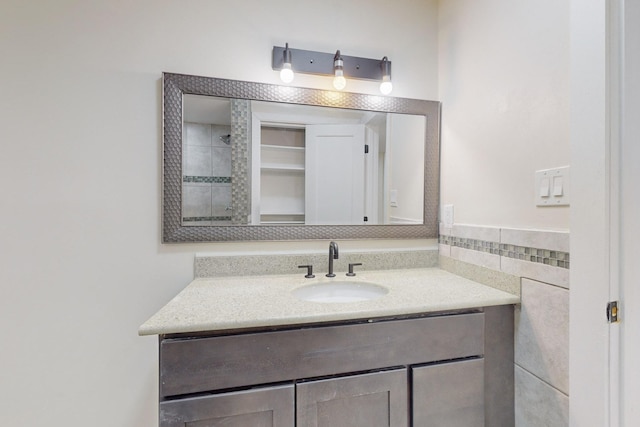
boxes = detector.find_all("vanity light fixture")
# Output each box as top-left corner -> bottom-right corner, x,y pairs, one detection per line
379,56 -> 393,95
332,50 -> 347,90
279,43 -> 294,83
272,43 -> 393,94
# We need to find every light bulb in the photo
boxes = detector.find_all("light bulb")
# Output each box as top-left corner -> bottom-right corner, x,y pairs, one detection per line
332,50 -> 346,91
279,43 -> 294,83
333,71 -> 347,91
380,75 -> 392,95
379,56 -> 392,94
280,63 -> 294,83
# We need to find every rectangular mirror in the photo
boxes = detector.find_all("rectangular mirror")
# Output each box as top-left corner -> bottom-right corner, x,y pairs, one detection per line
163,73 -> 440,242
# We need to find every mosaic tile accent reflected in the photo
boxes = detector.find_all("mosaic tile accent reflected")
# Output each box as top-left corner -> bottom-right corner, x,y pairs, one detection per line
439,235 -> 570,269
230,99 -> 251,225
184,216 -> 232,222
183,176 -> 231,184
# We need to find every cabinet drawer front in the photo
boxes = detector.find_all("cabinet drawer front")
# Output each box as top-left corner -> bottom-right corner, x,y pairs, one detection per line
160,312 -> 484,397
297,369 -> 408,427
159,384 -> 294,427
413,358 -> 485,427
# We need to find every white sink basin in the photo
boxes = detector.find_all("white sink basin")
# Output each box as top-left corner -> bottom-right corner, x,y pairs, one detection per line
292,281 -> 389,303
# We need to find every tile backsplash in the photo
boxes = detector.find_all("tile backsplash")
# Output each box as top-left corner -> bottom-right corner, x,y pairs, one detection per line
439,224 -> 569,289
439,223 -> 570,427
195,248 -> 439,278
439,235 -> 570,269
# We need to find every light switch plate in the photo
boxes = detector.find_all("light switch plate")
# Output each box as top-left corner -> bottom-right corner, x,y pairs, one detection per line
535,166 -> 570,206
390,189 -> 398,207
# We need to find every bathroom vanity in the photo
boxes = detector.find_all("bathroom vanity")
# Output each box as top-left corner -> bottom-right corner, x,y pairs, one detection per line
154,72 -> 517,425
140,268 -> 519,427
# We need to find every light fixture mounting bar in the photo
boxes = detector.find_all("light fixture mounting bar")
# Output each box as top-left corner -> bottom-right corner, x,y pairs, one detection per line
272,45 -> 390,81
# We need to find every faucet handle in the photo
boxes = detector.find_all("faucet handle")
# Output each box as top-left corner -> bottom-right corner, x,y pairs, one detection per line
346,263 -> 362,277
298,265 -> 315,278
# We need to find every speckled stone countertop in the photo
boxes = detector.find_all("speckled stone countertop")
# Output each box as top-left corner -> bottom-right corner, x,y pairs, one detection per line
138,268 -> 520,336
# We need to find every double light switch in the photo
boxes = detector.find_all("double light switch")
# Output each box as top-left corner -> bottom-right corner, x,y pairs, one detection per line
535,166 -> 570,206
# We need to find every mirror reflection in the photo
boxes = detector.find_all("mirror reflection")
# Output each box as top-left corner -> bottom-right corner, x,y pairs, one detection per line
182,95 -> 425,226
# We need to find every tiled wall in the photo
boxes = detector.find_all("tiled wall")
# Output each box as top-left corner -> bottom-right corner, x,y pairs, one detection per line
439,224 -> 569,427
182,122 -> 232,225
230,99 -> 251,225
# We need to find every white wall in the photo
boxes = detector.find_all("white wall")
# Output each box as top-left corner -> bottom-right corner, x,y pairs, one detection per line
388,114 -> 426,223
0,0 -> 438,425
438,0 -> 570,230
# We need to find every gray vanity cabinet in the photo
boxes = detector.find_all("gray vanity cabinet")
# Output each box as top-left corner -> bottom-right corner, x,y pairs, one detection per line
159,385 -> 294,427
157,305 -> 514,427
412,359 -> 485,426
297,369 -> 408,427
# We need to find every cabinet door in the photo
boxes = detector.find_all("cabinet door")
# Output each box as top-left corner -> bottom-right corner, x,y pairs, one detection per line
296,369 -> 408,427
412,358 -> 485,427
159,384 -> 294,427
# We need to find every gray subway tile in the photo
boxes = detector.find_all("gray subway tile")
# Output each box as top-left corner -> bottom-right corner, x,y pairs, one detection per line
515,279 -> 569,394
451,246 -> 501,271
515,365 -> 569,427
501,228 -> 569,253
182,184 -> 212,218
185,122 -> 212,147
452,224 -> 501,241
501,257 -> 569,288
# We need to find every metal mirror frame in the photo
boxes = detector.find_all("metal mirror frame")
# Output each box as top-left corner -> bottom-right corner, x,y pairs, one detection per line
163,72 -> 440,242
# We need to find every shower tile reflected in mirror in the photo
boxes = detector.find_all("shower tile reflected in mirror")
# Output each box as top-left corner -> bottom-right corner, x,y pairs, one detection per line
229,98 -> 251,225
182,122 -> 232,225
183,183 -> 212,224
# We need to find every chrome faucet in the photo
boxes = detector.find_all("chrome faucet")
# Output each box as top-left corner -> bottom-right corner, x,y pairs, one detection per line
326,241 -> 339,277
